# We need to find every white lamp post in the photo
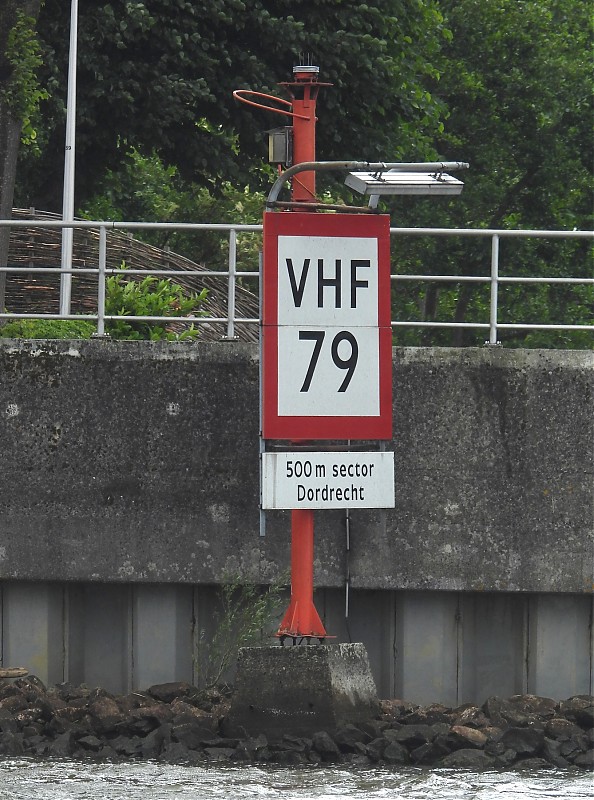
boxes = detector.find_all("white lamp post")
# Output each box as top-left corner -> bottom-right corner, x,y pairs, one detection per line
59,0 -> 78,316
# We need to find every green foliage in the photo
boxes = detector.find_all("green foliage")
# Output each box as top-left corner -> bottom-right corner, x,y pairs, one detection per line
10,0 -> 590,350
0,318 -> 95,339
80,148 -> 266,275
195,575 -> 287,690
0,9 -> 47,149
0,264 -> 208,341
384,0 -> 594,348
16,0 -> 448,209
104,263 -> 208,340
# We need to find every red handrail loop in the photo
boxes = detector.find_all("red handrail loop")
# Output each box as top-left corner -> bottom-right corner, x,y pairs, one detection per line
232,89 -> 311,121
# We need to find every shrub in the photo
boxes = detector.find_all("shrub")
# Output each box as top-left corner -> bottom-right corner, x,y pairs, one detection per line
0,319 -> 96,339
0,265 -> 208,341
104,266 -> 208,341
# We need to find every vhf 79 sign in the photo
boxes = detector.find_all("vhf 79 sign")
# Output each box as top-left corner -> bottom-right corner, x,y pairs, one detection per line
262,212 -> 392,440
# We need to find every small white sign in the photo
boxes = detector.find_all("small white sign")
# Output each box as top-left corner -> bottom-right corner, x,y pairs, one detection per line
262,451 -> 395,510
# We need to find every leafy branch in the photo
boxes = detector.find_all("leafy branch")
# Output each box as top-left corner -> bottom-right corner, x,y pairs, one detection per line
195,574 -> 287,690
0,9 -> 48,147
104,263 -> 208,341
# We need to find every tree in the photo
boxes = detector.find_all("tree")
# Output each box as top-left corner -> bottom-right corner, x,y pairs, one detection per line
0,0 -> 42,314
385,0 -> 593,347
14,0 -> 447,211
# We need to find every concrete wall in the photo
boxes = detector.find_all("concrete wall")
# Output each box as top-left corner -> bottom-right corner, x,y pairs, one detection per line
0,341 -> 592,701
0,340 -> 591,592
0,581 -> 591,704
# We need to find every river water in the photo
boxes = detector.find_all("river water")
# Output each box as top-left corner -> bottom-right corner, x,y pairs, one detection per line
0,760 -> 590,800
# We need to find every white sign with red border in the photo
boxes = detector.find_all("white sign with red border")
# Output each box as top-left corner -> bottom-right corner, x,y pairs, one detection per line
262,212 -> 392,440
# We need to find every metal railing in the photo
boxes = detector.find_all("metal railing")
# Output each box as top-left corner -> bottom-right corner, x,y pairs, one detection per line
0,219 -> 592,344
388,226 -> 593,344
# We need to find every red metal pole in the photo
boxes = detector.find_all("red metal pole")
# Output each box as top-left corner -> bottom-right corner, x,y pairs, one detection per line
277,509 -> 326,638
276,66 -> 328,641
280,65 -> 325,205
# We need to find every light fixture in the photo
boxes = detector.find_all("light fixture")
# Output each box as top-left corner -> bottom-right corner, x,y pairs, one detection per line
345,169 -> 464,204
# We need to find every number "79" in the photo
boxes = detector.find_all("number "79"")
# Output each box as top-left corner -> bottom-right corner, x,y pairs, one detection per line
299,330 -> 359,393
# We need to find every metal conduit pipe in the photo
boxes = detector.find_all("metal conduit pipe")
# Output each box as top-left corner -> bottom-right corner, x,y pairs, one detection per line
266,160 -> 470,207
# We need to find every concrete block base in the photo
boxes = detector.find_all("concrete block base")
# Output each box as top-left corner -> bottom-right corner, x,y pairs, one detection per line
223,643 -> 379,739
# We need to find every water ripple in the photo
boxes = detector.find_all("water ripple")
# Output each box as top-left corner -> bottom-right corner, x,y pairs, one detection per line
0,760 -> 589,800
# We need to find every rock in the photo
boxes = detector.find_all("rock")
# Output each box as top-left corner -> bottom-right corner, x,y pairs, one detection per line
26,734 -> 49,756
47,731 -> 75,758
53,683 -> 90,703
492,746 -> 517,768
401,704 -> 453,726
454,706 -> 490,729
513,757 -> 553,770
383,741 -> 410,764
160,741 -> 203,765
141,725 -> 171,759
110,735 -> 143,757
499,726 -> 544,756
334,723 -> 370,752
351,741 -> 369,758
200,736 -> 239,749
171,721 -> 207,749
541,737 -> 571,768
572,750 -> 594,771
232,735 -> 270,762
251,733 -> 270,752
58,705 -> 88,723
559,696 -> 594,729
0,684 -> 24,702
410,736 -> 451,765
0,680 -> 586,769
231,742 -> 252,761
312,731 -> 340,761
147,682 -> 194,705
358,719 -> 390,739
365,737 -> 387,762
47,709 -> 88,736
484,695 -> 557,728
379,699 -> 415,719
447,725 -> 488,750
205,747 -> 235,761
22,723 -> 42,739
344,753 -> 371,767
89,696 -> 125,735
0,709 -> 18,734
545,717 -> 584,740
559,733 -> 588,759
0,731 -> 24,755
483,725 -> 504,742
275,749 -> 306,765
280,734 -> 308,753
441,748 -> 495,769
0,694 -> 28,714
78,735 -> 103,752
387,724 -> 433,748
15,676 -> 47,696
126,704 -> 173,735
170,699 -> 214,721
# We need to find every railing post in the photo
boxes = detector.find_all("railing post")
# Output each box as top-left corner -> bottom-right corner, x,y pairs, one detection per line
93,225 -> 108,337
223,227 -> 239,340
488,233 -> 500,345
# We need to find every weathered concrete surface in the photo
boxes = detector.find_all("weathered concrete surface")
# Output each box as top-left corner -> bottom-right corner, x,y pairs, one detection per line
223,643 -> 379,738
0,340 -> 592,592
